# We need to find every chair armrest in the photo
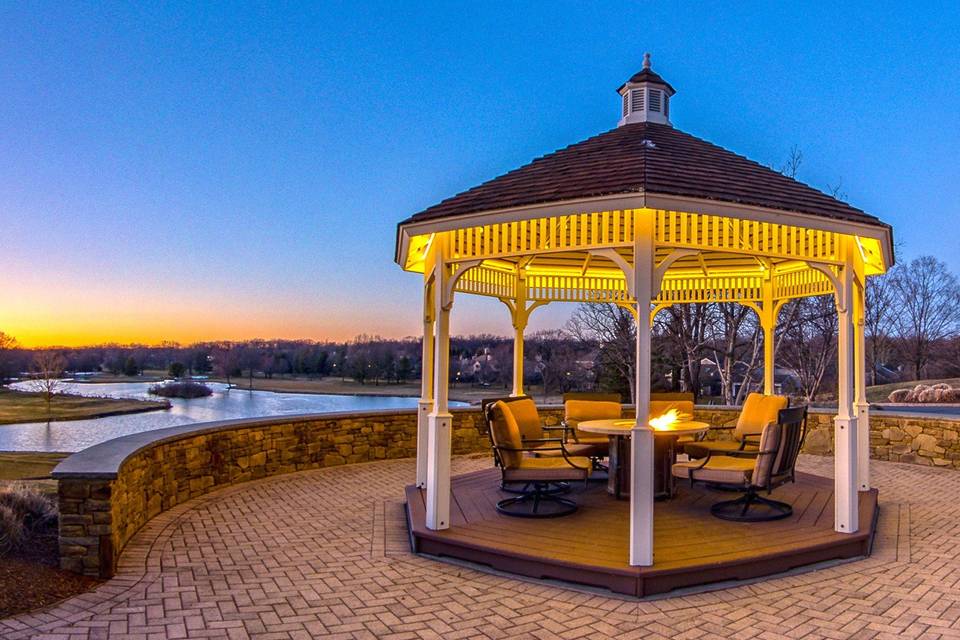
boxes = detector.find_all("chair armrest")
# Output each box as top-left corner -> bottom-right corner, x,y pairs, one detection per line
725,450 -> 759,458
522,437 -> 564,444
711,424 -> 736,430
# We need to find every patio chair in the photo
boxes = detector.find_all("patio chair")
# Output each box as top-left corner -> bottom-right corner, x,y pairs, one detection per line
683,393 -> 788,460
562,392 -> 622,446
671,405 -> 808,522
483,396 -> 606,459
487,399 -> 591,517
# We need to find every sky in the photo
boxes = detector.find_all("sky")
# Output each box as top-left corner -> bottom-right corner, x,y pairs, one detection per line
1,2 -> 959,347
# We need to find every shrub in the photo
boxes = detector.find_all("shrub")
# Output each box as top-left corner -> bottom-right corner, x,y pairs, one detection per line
0,505 -> 25,557
0,483 -> 57,533
0,483 -> 57,556
888,388 -> 911,403
940,388 -> 960,403
149,381 -> 213,399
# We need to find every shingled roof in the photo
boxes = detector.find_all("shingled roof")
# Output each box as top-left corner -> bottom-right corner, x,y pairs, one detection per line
403,122 -> 886,229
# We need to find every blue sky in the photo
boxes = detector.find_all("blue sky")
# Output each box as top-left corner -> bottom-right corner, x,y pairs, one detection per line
1,2 -> 958,345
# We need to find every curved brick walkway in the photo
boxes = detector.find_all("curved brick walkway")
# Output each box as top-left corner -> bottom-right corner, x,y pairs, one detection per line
2,455 -> 959,639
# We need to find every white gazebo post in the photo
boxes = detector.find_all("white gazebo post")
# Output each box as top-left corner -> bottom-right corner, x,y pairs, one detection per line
416,277 -> 435,489
833,246 -> 859,533
511,268 -> 528,397
854,277 -> 870,491
426,237 -> 453,530
630,212 -> 655,566
760,272 -> 777,395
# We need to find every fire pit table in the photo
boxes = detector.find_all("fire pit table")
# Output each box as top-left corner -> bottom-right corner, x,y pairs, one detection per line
579,418 -> 709,500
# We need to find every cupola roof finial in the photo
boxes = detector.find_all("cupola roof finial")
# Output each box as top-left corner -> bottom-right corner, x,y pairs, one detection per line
616,53 -> 675,127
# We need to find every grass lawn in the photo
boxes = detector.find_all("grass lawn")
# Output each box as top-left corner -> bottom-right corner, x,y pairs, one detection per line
866,378 -> 960,403
0,388 -> 169,425
0,451 -> 68,483
209,376 -> 566,404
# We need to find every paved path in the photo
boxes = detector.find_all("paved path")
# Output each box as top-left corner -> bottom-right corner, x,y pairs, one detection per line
2,454 -> 959,640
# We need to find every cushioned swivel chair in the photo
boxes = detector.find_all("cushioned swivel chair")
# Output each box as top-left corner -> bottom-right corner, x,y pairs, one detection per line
562,392 -> 622,447
683,393 -> 788,460
487,400 -> 591,517
672,406 -> 808,521
484,396 -> 606,459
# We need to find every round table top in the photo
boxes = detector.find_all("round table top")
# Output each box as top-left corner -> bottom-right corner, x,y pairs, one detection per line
578,418 -> 710,437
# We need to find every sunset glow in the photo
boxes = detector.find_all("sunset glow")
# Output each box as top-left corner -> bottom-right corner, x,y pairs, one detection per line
1,4 -> 957,348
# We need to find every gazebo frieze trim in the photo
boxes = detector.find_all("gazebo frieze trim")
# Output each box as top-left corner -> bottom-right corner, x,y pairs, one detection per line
397,194 -> 893,272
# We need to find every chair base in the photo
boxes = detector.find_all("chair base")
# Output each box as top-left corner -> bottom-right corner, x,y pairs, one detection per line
710,491 -> 793,522
496,484 -> 579,518
500,480 -> 569,495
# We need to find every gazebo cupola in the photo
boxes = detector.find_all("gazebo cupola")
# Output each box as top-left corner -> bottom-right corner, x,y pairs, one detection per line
618,53 -> 676,126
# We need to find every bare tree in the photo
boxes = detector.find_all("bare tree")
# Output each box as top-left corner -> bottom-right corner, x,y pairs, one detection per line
779,144 -> 803,178
30,351 -> 67,417
864,271 -> 897,385
0,331 -> 18,383
567,304 -> 637,401
708,303 -> 763,405
777,296 -> 838,402
890,256 -> 960,379
655,304 -> 711,399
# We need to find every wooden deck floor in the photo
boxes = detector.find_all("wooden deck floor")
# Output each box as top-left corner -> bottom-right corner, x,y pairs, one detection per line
406,469 -> 878,597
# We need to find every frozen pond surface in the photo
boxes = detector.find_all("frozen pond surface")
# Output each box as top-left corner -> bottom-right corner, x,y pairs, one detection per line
2,381 -> 465,452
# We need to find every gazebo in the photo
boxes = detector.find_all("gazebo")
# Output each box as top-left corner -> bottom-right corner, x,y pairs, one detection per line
394,56 -> 893,573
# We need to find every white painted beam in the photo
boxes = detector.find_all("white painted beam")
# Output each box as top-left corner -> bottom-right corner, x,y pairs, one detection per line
834,247 -> 859,534
630,212 -> 655,567
416,278 -> 434,489
426,238 -> 453,531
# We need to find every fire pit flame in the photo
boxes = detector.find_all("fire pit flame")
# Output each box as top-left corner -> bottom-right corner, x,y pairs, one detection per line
649,408 -> 692,430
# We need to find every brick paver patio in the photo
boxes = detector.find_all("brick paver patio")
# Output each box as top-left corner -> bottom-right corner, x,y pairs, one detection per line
2,454 -> 959,639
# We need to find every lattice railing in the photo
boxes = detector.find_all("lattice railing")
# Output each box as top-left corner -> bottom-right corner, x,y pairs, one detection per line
454,265 -> 516,299
774,268 -> 834,299
443,208 -> 843,264
525,273 -> 631,303
657,274 -> 764,304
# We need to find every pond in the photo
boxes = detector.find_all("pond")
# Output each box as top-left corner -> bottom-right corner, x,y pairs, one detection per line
1,381 -> 467,453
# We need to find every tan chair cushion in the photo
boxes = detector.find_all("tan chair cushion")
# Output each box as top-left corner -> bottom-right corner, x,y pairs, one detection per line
672,456 -> 755,485
565,399 -> 620,441
683,439 -> 757,460
508,397 -> 544,442
503,456 -> 591,483
734,393 -> 788,441
753,421 -> 783,488
530,441 -> 606,458
489,401 -> 523,469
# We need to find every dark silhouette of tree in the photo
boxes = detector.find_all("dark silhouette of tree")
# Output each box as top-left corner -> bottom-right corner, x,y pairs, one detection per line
890,256 -> 960,379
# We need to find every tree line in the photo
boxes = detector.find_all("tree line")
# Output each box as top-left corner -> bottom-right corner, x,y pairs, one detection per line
2,255 -> 959,404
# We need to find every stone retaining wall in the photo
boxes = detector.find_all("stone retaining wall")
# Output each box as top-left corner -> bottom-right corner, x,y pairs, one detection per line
695,407 -> 960,468
53,407 -> 568,578
53,404 -> 960,578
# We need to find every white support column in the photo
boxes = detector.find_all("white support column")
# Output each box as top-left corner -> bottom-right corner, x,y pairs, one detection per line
416,279 -> 435,489
854,278 -> 870,492
426,238 -> 453,530
761,275 -> 776,395
834,253 -> 859,534
630,212 -> 655,567
511,269 -> 528,397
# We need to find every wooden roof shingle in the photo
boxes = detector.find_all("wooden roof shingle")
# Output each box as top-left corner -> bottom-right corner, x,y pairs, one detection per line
403,122 -> 886,229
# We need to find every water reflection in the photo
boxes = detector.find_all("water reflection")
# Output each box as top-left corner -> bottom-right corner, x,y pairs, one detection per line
2,381 -> 465,453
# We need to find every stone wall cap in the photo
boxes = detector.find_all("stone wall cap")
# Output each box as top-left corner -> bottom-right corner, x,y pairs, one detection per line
52,408 -> 423,480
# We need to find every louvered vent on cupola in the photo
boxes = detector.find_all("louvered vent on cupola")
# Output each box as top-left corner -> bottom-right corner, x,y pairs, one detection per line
616,53 -> 676,127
